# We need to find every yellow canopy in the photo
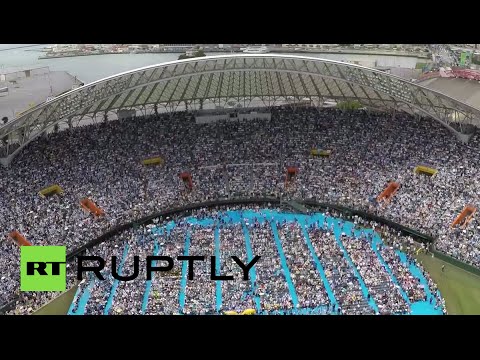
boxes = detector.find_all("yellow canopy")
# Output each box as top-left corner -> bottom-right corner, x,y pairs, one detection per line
39,184 -> 64,197
224,311 -> 239,315
241,309 -> 256,315
414,166 -> 438,176
141,157 -> 164,166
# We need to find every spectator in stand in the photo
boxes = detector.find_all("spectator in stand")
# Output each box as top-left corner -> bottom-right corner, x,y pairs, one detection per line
0,106 -> 472,314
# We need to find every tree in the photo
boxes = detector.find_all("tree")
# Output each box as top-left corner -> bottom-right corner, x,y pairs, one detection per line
178,49 -> 206,60
336,100 -> 363,111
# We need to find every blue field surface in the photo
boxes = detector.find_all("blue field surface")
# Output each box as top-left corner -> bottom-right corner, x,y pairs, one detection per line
69,209 -> 443,315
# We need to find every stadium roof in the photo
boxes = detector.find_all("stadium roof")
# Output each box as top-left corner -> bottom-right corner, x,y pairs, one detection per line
419,77 -> 480,110
1,54 -> 480,166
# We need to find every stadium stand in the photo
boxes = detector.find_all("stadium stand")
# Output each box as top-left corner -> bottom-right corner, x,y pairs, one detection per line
1,105 -> 478,314
59,204 -> 445,315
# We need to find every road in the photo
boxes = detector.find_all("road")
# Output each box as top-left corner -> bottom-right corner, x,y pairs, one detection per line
0,44 -> 44,52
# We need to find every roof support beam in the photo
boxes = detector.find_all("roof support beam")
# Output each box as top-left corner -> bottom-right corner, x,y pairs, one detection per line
2,54 -> 480,165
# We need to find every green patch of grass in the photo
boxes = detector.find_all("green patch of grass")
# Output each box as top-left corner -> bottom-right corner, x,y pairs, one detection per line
33,284 -> 78,315
416,253 -> 480,314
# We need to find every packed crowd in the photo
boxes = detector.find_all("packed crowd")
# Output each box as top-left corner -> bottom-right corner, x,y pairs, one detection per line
248,219 -> 294,311
307,225 -> 375,315
310,207 -> 446,313
0,105 -> 475,312
276,221 -> 330,307
145,225 -> 185,315
11,204 -> 444,315
342,234 -> 409,314
219,224 -> 256,313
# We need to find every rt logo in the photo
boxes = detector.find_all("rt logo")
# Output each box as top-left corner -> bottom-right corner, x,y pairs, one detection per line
20,246 -> 66,291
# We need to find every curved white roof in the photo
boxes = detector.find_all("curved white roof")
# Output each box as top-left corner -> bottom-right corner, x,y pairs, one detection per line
1,54 -> 479,165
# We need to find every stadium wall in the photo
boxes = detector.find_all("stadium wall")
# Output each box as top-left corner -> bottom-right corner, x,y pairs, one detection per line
0,297 -> 17,315
430,248 -> 480,277
300,199 -> 435,244
68,197 -> 435,261
67,197 -> 282,259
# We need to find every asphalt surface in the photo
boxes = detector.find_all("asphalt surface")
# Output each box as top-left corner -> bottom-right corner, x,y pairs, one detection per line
420,77 -> 480,109
0,71 -> 81,121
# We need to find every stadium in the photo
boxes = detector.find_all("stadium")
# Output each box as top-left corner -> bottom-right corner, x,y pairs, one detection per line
1,53 -> 480,315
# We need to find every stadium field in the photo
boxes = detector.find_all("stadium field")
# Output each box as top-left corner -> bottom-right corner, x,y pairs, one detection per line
34,254 -> 480,315
31,210 -> 479,316
416,253 -> 480,315
33,284 -> 78,315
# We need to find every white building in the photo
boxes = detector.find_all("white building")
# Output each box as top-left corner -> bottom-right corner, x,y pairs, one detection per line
0,66 -> 50,82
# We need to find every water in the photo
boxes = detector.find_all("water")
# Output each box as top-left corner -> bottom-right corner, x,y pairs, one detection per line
0,45 -> 424,84
0,45 -> 184,83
